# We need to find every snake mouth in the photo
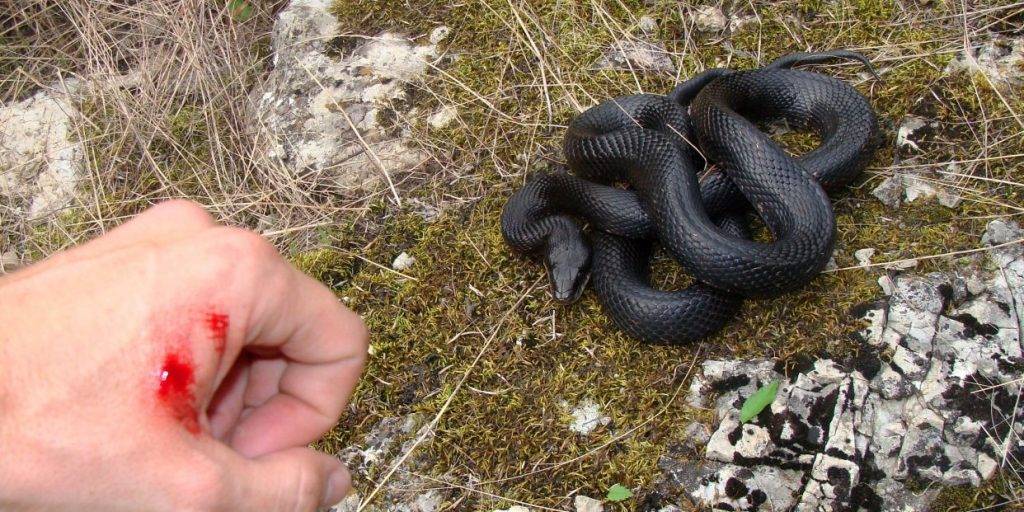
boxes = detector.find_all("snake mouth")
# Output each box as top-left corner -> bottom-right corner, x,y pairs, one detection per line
548,268 -> 590,304
544,258 -> 591,304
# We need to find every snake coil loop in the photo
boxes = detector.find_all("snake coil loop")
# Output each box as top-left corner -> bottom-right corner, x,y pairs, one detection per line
501,51 -> 881,344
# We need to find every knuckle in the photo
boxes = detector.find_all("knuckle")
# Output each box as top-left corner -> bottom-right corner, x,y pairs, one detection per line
211,227 -> 280,267
157,199 -> 212,224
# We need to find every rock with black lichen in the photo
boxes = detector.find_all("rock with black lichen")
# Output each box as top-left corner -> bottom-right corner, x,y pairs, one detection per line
337,413 -> 445,511
676,220 -> 1024,512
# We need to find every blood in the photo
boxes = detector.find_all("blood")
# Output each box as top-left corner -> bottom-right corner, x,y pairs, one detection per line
151,306 -> 228,435
157,351 -> 200,434
206,312 -> 229,355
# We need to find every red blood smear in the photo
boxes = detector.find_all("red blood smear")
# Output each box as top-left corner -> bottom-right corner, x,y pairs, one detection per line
206,312 -> 229,355
157,351 -> 200,434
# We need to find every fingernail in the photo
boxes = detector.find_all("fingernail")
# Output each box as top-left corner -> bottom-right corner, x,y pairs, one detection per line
322,466 -> 352,507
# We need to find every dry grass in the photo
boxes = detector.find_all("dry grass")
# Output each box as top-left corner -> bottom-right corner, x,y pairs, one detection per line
1,0 -> 376,261
2,0 -> 1023,510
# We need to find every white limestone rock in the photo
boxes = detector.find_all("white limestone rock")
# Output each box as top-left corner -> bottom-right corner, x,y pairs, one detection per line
0,81 -> 83,219
945,37 -> 1024,91
429,25 -> 450,45
573,495 -> 603,512
903,174 -> 938,203
872,172 -> 962,209
638,16 -> 658,34
692,5 -> 728,32
690,464 -> 803,511
256,0 -> 435,192
337,414 -> 447,510
854,248 -> 875,267
691,5 -> 757,33
872,175 -> 903,209
896,115 -> 930,151
427,105 -> 457,129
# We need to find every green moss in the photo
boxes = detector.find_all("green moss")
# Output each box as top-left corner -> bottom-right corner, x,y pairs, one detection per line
316,0 -> 1024,506
22,209 -> 91,261
291,248 -> 361,290
930,474 -> 1018,511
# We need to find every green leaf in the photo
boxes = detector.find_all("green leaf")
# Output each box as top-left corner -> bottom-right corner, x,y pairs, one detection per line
227,0 -> 253,22
740,379 -> 780,423
606,484 -> 633,502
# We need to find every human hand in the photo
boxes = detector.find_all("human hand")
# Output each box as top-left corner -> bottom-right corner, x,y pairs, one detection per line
0,200 -> 368,511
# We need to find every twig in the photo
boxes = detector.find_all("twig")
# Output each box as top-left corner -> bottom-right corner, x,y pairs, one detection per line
477,344 -> 705,485
357,277 -> 543,510
295,58 -> 403,207
827,237 -> 1024,272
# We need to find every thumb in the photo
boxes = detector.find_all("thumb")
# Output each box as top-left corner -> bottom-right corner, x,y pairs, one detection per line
222,446 -> 352,511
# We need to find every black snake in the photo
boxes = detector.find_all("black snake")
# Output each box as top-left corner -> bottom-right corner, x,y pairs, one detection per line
500,51 -> 880,344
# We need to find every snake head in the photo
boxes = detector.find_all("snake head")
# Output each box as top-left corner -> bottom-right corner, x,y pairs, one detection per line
543,226 -> 592,304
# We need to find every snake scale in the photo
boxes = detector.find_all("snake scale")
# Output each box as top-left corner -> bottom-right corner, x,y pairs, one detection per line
501,51 -> 880,344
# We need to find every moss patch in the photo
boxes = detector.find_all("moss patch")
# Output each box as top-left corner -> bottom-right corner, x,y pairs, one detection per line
930,473 -> 1019,511
312,0 -> 1024,508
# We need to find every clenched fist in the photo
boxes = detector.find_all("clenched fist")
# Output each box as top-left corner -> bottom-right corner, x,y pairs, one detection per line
0,200 -> 368,511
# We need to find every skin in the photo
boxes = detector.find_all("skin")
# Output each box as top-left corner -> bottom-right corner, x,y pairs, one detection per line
0,200 -> 368,511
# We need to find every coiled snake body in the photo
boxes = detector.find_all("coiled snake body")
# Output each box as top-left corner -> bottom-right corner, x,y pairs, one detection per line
501,51 -> 880,344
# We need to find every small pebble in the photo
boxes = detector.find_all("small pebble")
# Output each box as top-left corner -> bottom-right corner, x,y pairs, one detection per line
878,275 -> 895,296
429,25 -> 450,44
574,495 -> 604,512
896,115 -> 928,151
825,254 -> 838,271
427,106 -> 457,129
594,40 -> 675,73
568,399 -> 611,435
392,251 -> 416,271
871,175 -> 903,209
638,15 -> 658,33
936,188 -> 962,208
693,5 -> 728,31
903,174 -> 937,203
0,251 -> 20,273
855,248 -> 876,267
683,421 -> 712,450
